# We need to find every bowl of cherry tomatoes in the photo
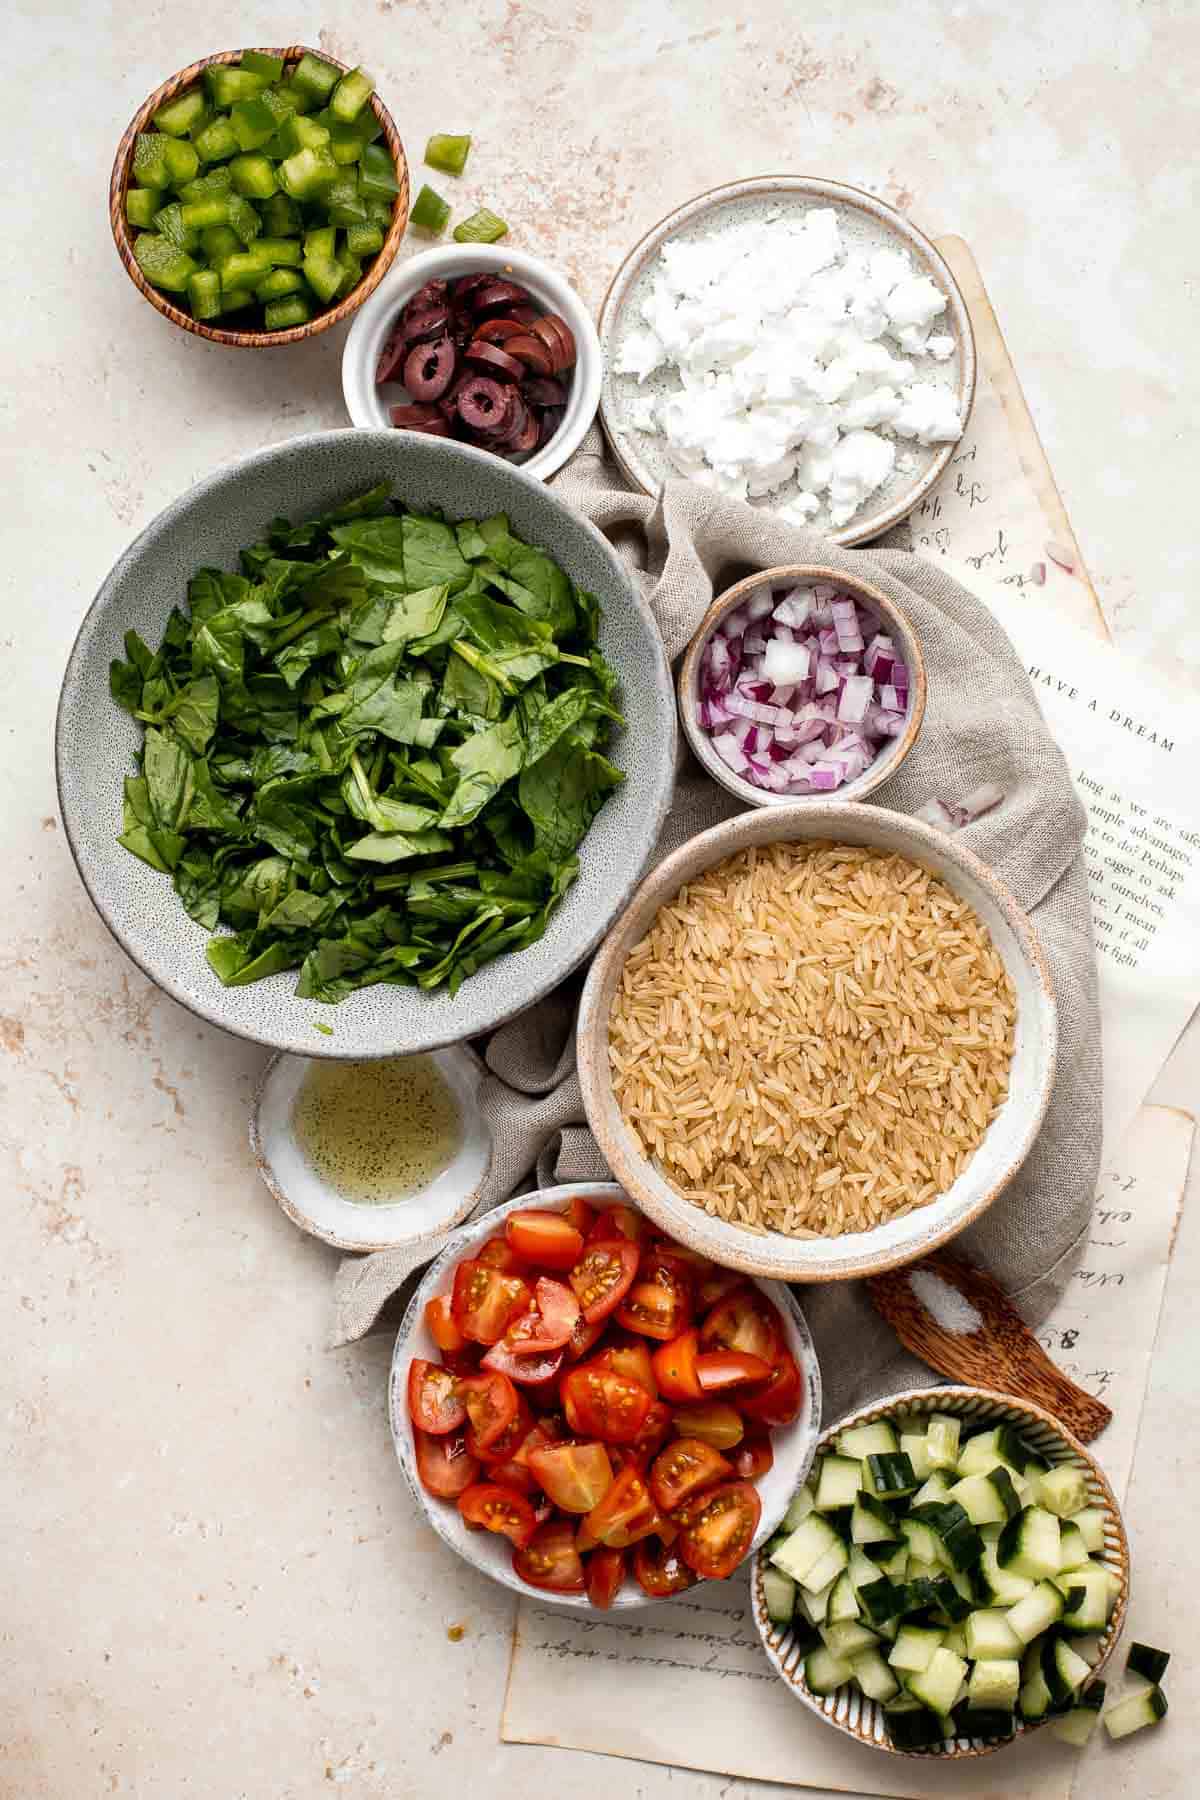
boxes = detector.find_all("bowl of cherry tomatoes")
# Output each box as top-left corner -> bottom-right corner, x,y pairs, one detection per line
389,1182 -> 822,1610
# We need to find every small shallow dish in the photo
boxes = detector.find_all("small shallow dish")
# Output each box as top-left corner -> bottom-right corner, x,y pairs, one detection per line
751,1385 -> 1129,1758
679,565 -> 926,808
577,803 -> 1057,1283
599,175 -> 975,544
109,47 -> 409,348
250,1044 -> 491,1250
343,244 -> 602,481
56,430 -> 675,1059
389,1182 -> 823,1610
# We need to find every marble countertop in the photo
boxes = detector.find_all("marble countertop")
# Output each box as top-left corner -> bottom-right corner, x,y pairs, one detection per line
5,3 -> 1198,1795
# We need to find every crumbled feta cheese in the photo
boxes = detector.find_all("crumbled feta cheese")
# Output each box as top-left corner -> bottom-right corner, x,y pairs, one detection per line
616,205 -> 962,528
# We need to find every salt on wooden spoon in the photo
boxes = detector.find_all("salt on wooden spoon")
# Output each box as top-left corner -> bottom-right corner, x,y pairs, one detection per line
867,1251 -> 1112,1443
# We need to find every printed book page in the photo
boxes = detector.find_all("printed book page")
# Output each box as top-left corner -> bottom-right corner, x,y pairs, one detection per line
500,1107 -> 1193,1799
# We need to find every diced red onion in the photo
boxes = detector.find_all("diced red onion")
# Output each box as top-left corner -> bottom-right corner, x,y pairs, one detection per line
837,675 -> 874,724
915,799 -> 956,831
878,683 -> 907,712
773,590 -> 814,629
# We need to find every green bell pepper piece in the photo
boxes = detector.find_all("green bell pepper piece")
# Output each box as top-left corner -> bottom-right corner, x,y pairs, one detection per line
179,166 -> 232,202
359,141 -> 399,198
163,137 -> 200,186
409,183 -> 450,234
230,153 -> 277,199
325,173 -> 368,226
453,207 -> 508,244
261,192 -> 301,237
125,187 -> 159,229
253,237 -> 303,266
132,133 -> 173,189
178,197 -> 230,233
255,267 -> 306,301
335,247 -> 363,297
424,133 -> 471,176
217,285 -> 255,314
344,221 -> 383,256
265,294 -> 313,329
304,226 -> 337,260
330,66 -> 374,124
153,89 -> 208,138
365,195 -> 396,230
240,49 -> 285,82
226,194 -> 263,246
259,85 -> 298,127
133,232 -> 198,293
193,116 -> 239,163
280,113 -> 331,156
302,251 -> 343,305
279,145 -> 339,200
201,222 -> 241,264
218,247 -> 275,288
188,268 -> 222,319
231,96 -> 276,152
152,201 -> 200,251
289,52 -> 340,107
204,66 -> 266,109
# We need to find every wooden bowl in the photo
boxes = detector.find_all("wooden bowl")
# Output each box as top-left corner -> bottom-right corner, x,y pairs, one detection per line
750,1385 -> 1130,1758
679,565 -> 927,809
109,46 -> 409,348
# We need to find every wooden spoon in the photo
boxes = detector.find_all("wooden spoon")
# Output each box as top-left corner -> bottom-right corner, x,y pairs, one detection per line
867,1251 -> 1112,1443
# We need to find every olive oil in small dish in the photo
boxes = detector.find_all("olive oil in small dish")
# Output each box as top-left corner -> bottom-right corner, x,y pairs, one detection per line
251,1045 -> 492,1251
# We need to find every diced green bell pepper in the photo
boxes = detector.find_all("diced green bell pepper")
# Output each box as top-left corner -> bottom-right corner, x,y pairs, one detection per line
409,183 -> 450,234
231,96 -> 277,152
125,188 -> 159,229
315,105 -> 381,147
253,237 -> 303,266
178,166 -> 232,202
193,116 -> 239,163
279,144 -> 339,200
152,201 -> 200,251
365,195 -> 396,230
304,225 -> 337,261
280,113 -> 331,157
325,173 -> 368,226
219,247 -> 276,288
358,141 -> 399,198
330,66 -> 374,124
133,232 -> 197,292
264,294 -> 313,330
261,192 -> 301,237
240,49 -> 285,82
162,137 -> 200,186
133,133 -> 173,189
335,247 -> 363,297
230,153 -> 277,199
153,89 -> 208,138
187,268 -> 222,319
201,223 -> 241,264
289,52 -> 340,107
204,66 -> 266,109
259,85 -> 298,127
217,285 -> 255,314
255,267 -> 306,301
424,133 -> 471,176
453,207 -> 508,244
178,197 -> 230,233
344,221 -> 383,256
325,123 -> 365,164
302,250 -> 343,304
226,194 -> 263,246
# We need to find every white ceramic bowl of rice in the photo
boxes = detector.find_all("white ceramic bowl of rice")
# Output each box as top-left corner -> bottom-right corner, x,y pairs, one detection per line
577,804 -> 1057,1283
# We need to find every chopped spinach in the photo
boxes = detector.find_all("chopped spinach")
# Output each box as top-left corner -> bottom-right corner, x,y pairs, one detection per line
110,484 -> 624,1000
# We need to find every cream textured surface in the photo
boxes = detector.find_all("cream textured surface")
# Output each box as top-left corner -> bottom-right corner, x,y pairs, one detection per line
4,4 -> 1199,1797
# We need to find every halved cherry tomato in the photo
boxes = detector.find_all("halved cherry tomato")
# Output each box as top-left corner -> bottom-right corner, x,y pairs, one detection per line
615,1247 -> 693,1341
633,1535 -> 696,1597
413,1427 -> 479,1499
468,1391 -> 533,1466
563,1195 -> 596,1237
561,1363 -> 653,1444
512,1414 -> 563,1469
458,1370 -> 519,1453
477,1234 -> 528,1274
451,1261 -> 531,1345
586,1546 -> 626,1609
651,1328 -> 704,1402
527,1441 -> 614,1514
627,1398 -> 673,1465
577,1465 -> 666,1550
732,1430 -> 774,1480
504,1210 -> 584,1272
425,1293 -> 468,1354
738,1351 -> 803,1426
699,1288 -> 783,1367
501,1276 -> 580,1355
695,1349 -> 774,1393
512,1518 -> 586,1593
676,1479 -> 761,1579
649,1436 -> 733,1513
587,1203 -> 646,1245
487,1453 -> 536,1495
481,1339 -> 566,1387
593,1339 -> 657,1397
568,1239 -> 639,1325
671,1402 -> 744,1451
407,1358 -> 466,1435
458,1482 -> 537,1549
696,1269 -> 746,1310
565,1312 -> 606,1362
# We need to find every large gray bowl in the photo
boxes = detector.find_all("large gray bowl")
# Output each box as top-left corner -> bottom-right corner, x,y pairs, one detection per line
56,430 -> 675,1058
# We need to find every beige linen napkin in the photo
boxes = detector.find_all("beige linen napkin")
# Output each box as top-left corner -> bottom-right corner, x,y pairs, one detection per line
332,436 -> 1102,1419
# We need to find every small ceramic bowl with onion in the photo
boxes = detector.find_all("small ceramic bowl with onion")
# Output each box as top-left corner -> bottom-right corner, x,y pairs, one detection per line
389,1182 -> 823,1611
342,243 -> 602,480
750,1385 -> 1129,1759
679,566 -> 926,809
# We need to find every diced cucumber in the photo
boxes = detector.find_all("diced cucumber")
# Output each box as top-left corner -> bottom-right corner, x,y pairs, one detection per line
1036,1463 -> 1089,1519
761,1566 -> 795,1625
1127,1641 -> 1170,1683
848,1546 -> 881,1591
1059,1567 -> 1110,1632
803,1542 -> 849,1595
912,1469 -> 954,1507
930,1572 -> 972,1623
1043,1635 -> 1092,1703
909,1501 -> 984,1572
899,1519 -> 940,1566
878,1544 -> 909,1582
965,1608 -> 1022,1660
948,1469 -> 1020,1527
1058,1521 -> 1090,1571
827,1571 -> 859,1624
821,1618 -> 879,1659
884,1706 -> 945,1751
968,1657 -> 1019,1710
1104,1685 -> 1168,1740
851,1492 -> 898,1547
863,1453 -> 918,1500
1073,1505 -> 1106,1553
770,1512 -> 840,1584
838,1420 -> 899,1459
1052,1692 -> 1105,1745
779,1487 -> 815,1534
1009,1580 -> 1066,1645
798,1576 -> 837,1626
888,1625 -> 945,1674
857,1576 -> 911,1626
927,1414 -> 961,1469
980,1543 -> 1035,1606
908,1646 -> 967,1716
804,1646 -> 853,1694
941,1623 -> 968,1657
1019,1664 -> 1054,1721
997,1506 -> 1061,1581
900,1431 -> 934,1481
955,1706 -> 1016,1742
815,1454 -> 862,1512
851,1646 -> 900,1703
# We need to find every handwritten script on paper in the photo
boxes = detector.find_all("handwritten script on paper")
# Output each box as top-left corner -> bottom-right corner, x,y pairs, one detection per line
502,1109 -> 1193,1800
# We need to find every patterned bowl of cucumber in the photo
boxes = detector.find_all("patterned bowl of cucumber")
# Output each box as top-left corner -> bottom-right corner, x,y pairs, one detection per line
750,1386 -> 1130,1759
109,47 -> 409,347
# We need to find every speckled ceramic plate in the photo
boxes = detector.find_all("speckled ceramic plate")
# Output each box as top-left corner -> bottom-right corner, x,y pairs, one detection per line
389,1183 -> 823,1610
599,176 -> 976,545
751,1386 -> 1130,1757
56,431 -> 675,1058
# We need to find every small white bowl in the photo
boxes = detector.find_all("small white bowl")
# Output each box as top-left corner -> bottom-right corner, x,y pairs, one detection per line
751,1385 -> 1130,1759
389,1182 -> 823,1610
341,244 -> 602,481
251,1045 -> 492,1251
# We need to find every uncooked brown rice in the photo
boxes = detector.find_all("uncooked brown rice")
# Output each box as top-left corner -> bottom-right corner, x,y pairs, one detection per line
607,842 -> 1016,1237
